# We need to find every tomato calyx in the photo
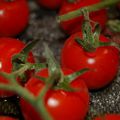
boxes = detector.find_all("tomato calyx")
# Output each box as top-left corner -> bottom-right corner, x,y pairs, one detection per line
75,9 -> 120,52
43,43 -> 89,91
11,40 -> 46,82
107,19 -> 120,33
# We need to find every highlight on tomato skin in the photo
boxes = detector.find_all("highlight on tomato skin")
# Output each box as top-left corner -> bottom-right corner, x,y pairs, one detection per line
0,0 -> 29,37
36,0 -> 63,10
93,114 -> 120,120
0,37 -> 35,97
20,68 -> 90,120
61,32 -> 119,90
59,0 -> 108,34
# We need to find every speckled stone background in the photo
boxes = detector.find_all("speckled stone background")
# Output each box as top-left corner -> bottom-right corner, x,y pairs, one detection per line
0,0 -> 120,120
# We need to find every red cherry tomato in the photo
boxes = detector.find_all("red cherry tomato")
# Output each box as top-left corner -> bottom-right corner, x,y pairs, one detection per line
59,0 -> 108,34
0,116 -> 17,120
0,0 -> 29,37
0,37 -> 35,97
20,68 -> 89,120
36,0 -> 63,10
94,114 -> 120,120
61,32 -> 119,89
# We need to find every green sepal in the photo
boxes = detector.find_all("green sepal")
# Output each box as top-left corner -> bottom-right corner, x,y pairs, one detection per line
55,80 -> 77,92
43,44 -> 77,92
12,40 -> 39,72
99,41 -> 120,50
93,24 -> 101,46
22,40 -> 39,56
34,75 -> 48,83
107,19 -> 120,32
64,68 -> 89,83
75,38 -> 96,52
44,43 -> 61,77
30,63 -> 47,72
75,37 -> 84,47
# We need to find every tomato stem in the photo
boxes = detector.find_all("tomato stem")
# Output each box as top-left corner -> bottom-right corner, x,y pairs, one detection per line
75,9 -> 101,52
107,20 -> 120,32
67,0 -> 76,3
0,65 -> 53,120
58,0 -> 120,22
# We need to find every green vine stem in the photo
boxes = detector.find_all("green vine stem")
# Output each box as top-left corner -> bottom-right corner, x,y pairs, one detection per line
0,43 -> 89,120
107,20 -> 120,32
58,0 -> 120,22
0,63 -> 52,120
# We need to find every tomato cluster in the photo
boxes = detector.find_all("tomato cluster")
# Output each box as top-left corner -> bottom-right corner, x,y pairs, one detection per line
0,0 -> 120,120
20,68 -> 89,120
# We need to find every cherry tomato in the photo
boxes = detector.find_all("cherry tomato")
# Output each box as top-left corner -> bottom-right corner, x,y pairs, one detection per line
61,32 -> 119,89
0,0 -> 29,37
94,114 -> 120,120
0,37 -> 35,97
59,0 -> 108,34
0,116 -> 17,120
36,0 -> 63,10
20,68 -> 89,120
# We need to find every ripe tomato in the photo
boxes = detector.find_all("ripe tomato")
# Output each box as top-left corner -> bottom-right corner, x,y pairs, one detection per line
0,37 -> 35,97
36,0 -> 63,10
94,114 -> 120,120
0,116 -> 17,120
61,32 -> 119,89
0,0 -> 29,37
20,68 -> 89,120
59,0 -> 108,34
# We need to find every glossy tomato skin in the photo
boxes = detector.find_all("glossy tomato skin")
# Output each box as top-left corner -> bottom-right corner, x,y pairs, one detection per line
20,68 -> 89,120
0,38 -> 35,97
61,32 -> 119,89
94,114 -> 120,120
0,0 -> 29,37
36,0 -> 63,10
59,0 -> 108,34
0,116 -> 17,120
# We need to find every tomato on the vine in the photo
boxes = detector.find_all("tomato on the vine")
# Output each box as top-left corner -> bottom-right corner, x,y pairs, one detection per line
61,32 -> 119,89
0,0 -> 29,37
0,38 -> 35,97
59,0 -> 108,34
20,68 -> 89,120
94,114 -> 120,120
36,0 -> 63,10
